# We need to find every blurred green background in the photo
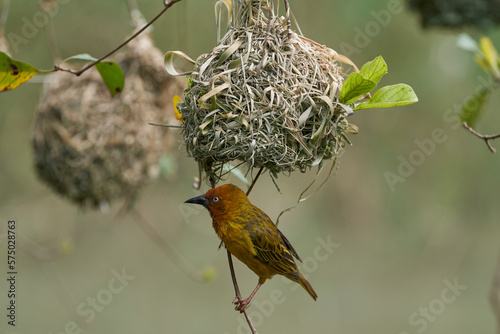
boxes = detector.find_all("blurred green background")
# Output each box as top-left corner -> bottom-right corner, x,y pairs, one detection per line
1,0 -> 500,333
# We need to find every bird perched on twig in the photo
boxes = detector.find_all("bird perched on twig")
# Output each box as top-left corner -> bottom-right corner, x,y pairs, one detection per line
185,184 -> 317,312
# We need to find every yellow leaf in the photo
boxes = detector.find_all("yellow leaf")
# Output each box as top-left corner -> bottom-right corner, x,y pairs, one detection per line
0,52 -> 40,92
173,95 -> 183,122
479,37 -> 500,77
474,54 -> 489,73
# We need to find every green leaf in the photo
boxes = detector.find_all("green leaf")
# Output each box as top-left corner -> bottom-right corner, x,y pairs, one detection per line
359,55 -> 388,85
339,72 -> 376,104
354,84 -> 418,110
0,51 -> 40,92
60,54 -> 124,96
95,61 -> 124,96
460,88 -> 490,127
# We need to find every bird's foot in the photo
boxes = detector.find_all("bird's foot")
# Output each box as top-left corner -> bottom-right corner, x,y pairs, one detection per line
232,297 -> 251,313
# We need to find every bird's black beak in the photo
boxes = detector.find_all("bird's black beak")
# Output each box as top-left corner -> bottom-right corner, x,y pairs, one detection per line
184,194 -> 209,207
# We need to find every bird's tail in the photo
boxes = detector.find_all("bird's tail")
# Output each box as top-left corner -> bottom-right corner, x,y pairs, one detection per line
298,274 -> 318,301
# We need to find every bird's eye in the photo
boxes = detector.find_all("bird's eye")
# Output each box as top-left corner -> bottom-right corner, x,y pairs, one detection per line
212,196 -> 220,203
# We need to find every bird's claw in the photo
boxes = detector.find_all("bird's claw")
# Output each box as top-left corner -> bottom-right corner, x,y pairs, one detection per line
233,297 -> 251,313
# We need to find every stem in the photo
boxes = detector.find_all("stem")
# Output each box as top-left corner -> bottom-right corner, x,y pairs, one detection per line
463,122 -> 500,153
148,122 -> 183,128
54,0 -> 184,76
246,167 -> 264,196
227,250 -> 258,334
227,250 -> 242,298
129,208 -> 205,282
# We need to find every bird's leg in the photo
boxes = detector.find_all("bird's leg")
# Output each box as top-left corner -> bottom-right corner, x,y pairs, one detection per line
233,281 -> 263,313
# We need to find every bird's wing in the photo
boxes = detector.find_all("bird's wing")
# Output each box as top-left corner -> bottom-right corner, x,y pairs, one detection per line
246,213 -> 300,275
277,229 -> 302,262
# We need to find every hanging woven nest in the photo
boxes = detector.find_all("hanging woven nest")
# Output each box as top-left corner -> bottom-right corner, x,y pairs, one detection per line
173,0 -> 356,184
32,31 -> 185,208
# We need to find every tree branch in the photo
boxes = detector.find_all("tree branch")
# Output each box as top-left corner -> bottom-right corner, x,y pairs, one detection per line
54,0 -> 183,76
462,122 -> 500,153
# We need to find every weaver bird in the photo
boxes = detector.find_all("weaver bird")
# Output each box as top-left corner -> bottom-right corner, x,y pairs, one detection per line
185,184 -> 317,312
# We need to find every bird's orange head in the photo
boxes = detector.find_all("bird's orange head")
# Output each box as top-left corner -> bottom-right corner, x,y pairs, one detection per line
184,184 -> 250,220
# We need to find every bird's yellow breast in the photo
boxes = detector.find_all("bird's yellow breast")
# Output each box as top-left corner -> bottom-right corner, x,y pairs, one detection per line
213,217 -> 276,280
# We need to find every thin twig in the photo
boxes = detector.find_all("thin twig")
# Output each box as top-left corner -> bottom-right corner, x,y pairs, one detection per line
246,166 -> 264,196
148,122 -> 183,128
54,0 -> 183,76
129,208 -> 205,282
463,122 -> 500,153
227,251 -> 242,298
227,250 -> 258,334
491,248 -> 500,334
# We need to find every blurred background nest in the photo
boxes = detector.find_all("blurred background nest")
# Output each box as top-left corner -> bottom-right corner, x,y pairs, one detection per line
32,31 -> 185,208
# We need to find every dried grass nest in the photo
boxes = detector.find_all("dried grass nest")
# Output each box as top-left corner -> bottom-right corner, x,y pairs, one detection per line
32,32 -> 185,208
176,0 -> 356,184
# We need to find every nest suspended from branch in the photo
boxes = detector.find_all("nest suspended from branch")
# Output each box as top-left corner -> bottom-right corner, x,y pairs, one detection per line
174,0 -> 355,185
32,32 -> 185,208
